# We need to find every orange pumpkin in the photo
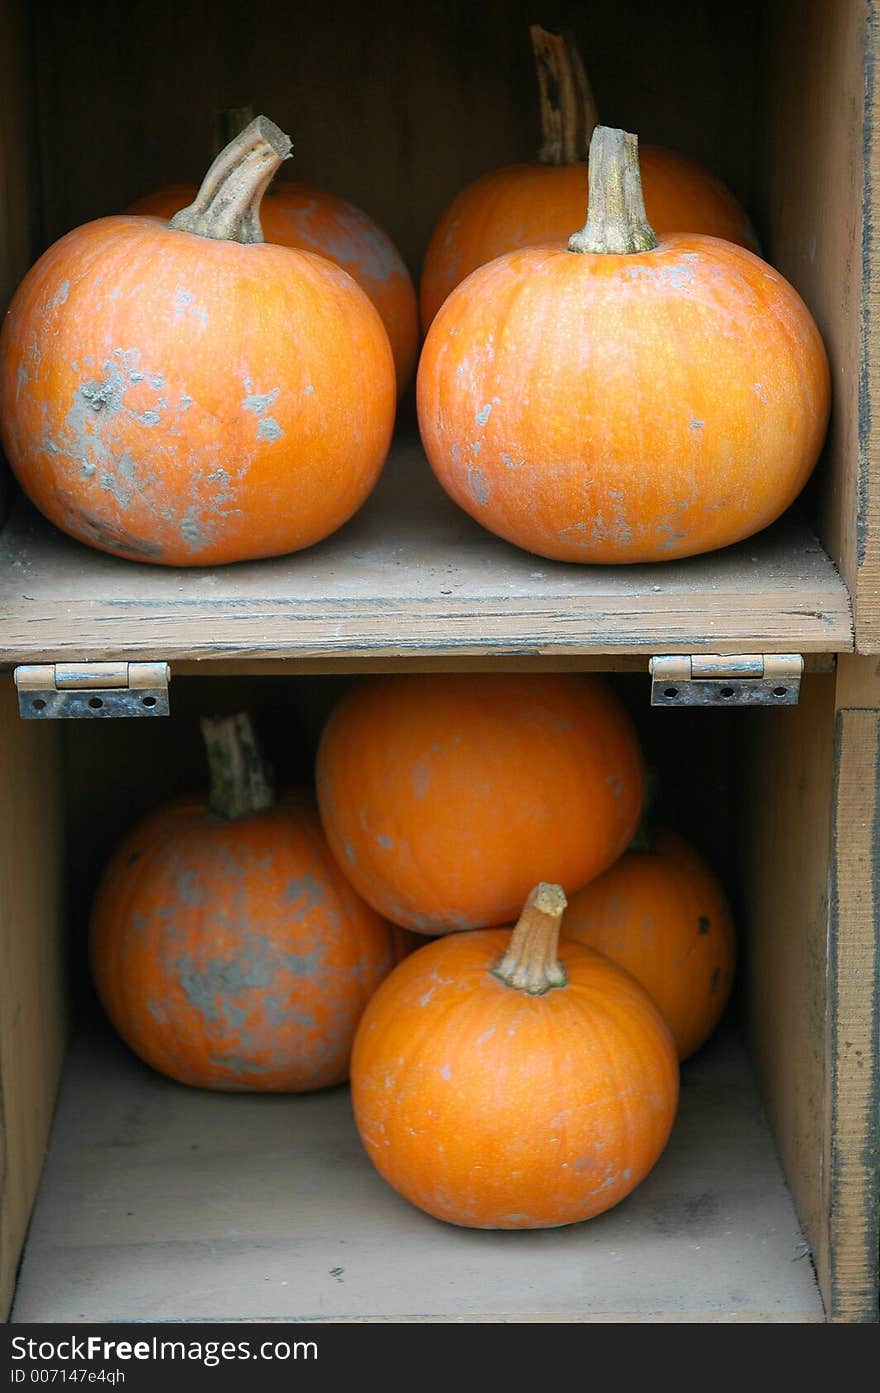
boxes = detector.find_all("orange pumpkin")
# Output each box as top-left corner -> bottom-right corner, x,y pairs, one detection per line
90,713 -> 412,1092
419,27 -> 757,329
128,181 -> 418,396
351,882 -> 679,1228
0,117 -> 395,566
316,672 -> 644,934
563,831 -> 736,1060
417,125 -> 830,565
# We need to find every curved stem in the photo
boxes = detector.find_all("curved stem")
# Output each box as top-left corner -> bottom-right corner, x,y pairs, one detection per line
492,883 -> 568,995
530,25 -> 580,166
530,27 -> 599,165
201,712 -> 276,820
170,114 -> 291,244
568,125 -> 658,255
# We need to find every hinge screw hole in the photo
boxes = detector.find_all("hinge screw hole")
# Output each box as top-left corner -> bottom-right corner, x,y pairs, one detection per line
142,696 -> 157,708
88,697 -> 103,709
720,686 -> 734,699
31,699 -> 46,711
773,686 -> 788,697
663,687 -> 678,700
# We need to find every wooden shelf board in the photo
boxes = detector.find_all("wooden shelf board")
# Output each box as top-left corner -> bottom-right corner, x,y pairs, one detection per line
0,437 -> 852,664
11,1021 -> 824,1323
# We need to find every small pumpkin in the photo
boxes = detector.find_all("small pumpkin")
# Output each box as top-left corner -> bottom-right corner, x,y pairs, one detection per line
316,672 -> 644,934
417,124 -> 830,565
351,882 -> 679,1228
0,117 -> 396,566
419,26 -> 757,329
90,713 -> 412,1092
128,109 -> 418,395
563,830 -> 736,1060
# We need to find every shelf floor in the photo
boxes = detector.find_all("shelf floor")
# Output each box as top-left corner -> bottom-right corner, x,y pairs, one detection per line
12,1019 -> 824,1322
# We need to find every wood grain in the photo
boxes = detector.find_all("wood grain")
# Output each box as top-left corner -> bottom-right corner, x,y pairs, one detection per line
741,655 -> 880,1323
757,0 -> 878,649
0,679 -> 66,1319
739,671 -> 837,1311
29,0 -> 759,282
0,438 -> 854,665
0,0 -> 37,529
826,654 -> 880,1321
11,1020 -> 822,1323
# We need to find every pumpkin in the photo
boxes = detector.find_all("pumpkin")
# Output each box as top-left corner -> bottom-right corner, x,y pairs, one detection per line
351,882 -> 679,1228
417,124 -> 830,565
90,713 -> 412,1092
563,830 -> 736,1060
128,130 -> 418,396
419,26 -> 758,329
315,672 -> 644,934
0,116 -> 396,566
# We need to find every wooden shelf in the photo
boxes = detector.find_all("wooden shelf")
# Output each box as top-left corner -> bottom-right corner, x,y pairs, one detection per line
0,436 -> 853,666
11,1020 -> 823,1323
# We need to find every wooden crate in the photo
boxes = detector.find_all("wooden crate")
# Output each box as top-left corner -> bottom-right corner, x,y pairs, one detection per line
0,0 -> 876,1323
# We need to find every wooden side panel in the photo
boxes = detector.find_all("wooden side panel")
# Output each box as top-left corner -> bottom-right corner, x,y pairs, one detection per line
739,673 -> 837,1305
742,656 -> 880,1323
0,0 -> 37,529
0,678 -> 66,1318
826,654 -> 880,1320
757,0 -> 878,648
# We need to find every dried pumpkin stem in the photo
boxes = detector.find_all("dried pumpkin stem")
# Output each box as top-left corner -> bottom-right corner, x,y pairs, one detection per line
531,26 -> 598,166
170,114 -> 291,244
530,25 -> 579,166
568,126 -> 658,255
492,883 -> 568,995
201,712 -> 276,820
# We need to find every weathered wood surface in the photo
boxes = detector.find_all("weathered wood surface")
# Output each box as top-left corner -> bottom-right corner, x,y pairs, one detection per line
758,0 -> 878,649
0,682 -> 66,1319
11,1021 -> 822,1323
0,438 -> 853,664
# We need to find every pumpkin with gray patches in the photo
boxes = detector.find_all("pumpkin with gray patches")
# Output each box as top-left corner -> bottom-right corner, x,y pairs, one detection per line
418,125 -> 829,565
0,117 -> 395,567
90,713 -> 413,1092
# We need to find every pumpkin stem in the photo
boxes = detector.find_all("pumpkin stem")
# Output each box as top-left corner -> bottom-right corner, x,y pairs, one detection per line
170,115 -> 291,244
492,883 -> 568,995
201,712 -> 276,820
568,126 -> 658,255
531,27 -> 598,166
530,26 -> 578,166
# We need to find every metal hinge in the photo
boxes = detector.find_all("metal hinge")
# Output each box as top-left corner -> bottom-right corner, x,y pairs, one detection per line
14,662 -> 170,719
649,654 -> 803,707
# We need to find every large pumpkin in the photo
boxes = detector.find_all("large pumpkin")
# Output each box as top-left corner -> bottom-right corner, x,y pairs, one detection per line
316,672 -> 644,934
419,27 -> 757,329
0,117 -> 396,566
90,713 -> 412,1092
351,882 -> 679,1228
563,830 -> 736,1060
417,125 -> 830,565
128,181 -> 417,396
